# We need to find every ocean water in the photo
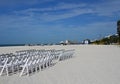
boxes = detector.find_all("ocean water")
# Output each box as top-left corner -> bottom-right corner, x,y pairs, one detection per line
0,44 -> 25,47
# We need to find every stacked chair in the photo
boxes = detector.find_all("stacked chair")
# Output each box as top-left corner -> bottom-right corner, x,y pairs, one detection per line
0,49 -> 75,76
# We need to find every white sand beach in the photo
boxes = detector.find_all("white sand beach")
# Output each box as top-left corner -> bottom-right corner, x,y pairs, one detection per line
0,45 -> 120,84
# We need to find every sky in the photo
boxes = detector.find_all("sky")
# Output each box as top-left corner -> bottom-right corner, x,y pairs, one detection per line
0,0 -> 120,44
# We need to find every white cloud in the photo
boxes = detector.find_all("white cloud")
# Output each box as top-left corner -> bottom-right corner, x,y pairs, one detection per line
0,1 -> 120,30
13,3 -> 87,14
92,0 -> 120,16
40,8 -> 93,21
0,0 -> 53,6
12,1 -> 120,22
12,3 -> 91,22
67,21 -> 117,39
53,3 -> 86,10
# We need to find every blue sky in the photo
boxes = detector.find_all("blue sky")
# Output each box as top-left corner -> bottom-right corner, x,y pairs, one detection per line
0,0 -> 120,44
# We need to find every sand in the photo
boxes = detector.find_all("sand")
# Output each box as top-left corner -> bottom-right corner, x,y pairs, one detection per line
0,45 -> 120,84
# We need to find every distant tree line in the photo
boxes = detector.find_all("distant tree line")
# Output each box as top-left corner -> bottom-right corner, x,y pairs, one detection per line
91,20 -> 120,45
91,35 -> 119,45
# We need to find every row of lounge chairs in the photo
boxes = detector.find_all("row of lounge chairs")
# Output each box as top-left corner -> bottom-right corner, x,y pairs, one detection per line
0,49 -> 75,76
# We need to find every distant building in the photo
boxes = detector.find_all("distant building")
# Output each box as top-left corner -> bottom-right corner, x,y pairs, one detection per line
117,21 -> 120,42
117,20 -> 120,36
83,39 -> 91,44
117,20 -> 120,43
60,41 -> 65,45
60,40 -> 78,45
65,40 -> 71,45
